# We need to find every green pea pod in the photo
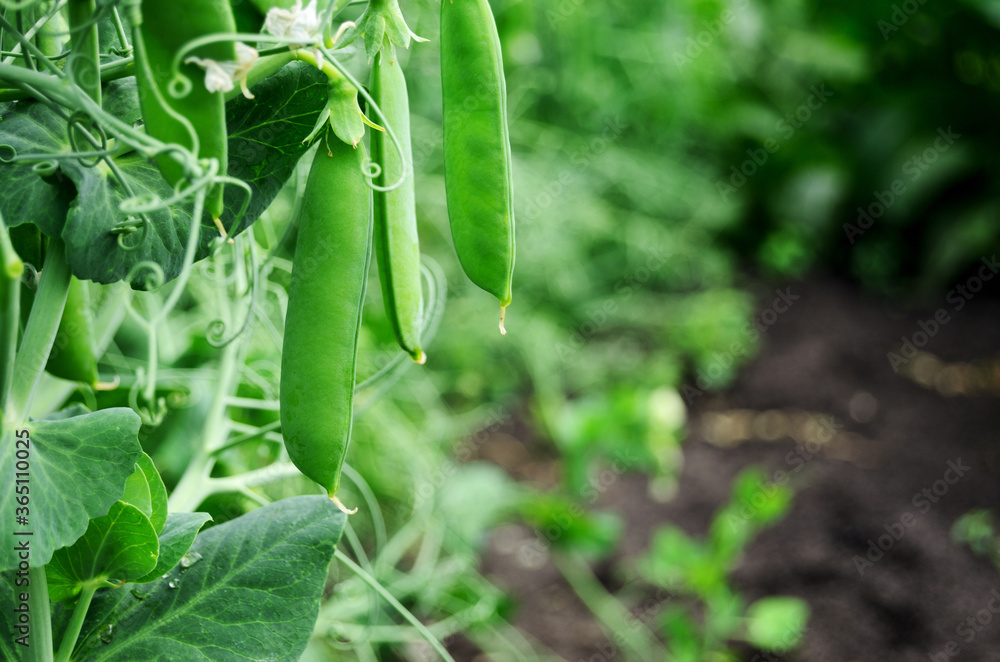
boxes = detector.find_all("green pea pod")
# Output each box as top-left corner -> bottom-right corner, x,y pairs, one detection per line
133,0 -> 237,221
280,139 -> 373,500
440,0 -> 515,328
48,277 -> 99,386
370,50 -> 424,363
20,276 -> 99,386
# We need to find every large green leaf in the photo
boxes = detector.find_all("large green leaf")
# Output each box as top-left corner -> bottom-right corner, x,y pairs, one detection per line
0,62 -> 327,286
0,100 -> 74,237
218,60 -> 328,239
0,408 -> 142,572
64,496 -> 345,661
46,501 -> 160,602
134,511 -> 212,584
60,151 -> 212,285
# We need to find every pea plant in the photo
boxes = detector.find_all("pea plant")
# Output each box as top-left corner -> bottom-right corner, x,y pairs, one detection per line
0,0 -> 514,659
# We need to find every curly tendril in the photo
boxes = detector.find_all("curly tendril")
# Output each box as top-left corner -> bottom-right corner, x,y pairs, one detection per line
166,73 -> 193,101
111,215 -> 151,252
30,159 -> 59,178
124,259 -> 165,292
128,372 -> 167,427
362,159 -> 382,179
205,236 -> 261,347
67,111 -> 110,167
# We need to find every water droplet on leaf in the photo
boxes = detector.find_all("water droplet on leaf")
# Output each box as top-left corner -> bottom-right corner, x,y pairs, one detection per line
180,551 -> 203,569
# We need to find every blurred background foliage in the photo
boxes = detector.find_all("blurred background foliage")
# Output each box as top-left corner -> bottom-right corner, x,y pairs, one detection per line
94,0 -> 1000,658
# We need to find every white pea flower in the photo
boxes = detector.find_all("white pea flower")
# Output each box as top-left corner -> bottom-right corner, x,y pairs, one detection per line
265,0 -> 323,46
186,42 -> 259,99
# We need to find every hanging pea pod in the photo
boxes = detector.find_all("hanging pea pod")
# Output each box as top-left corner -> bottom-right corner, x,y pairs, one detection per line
20,276 -> 99,387
132,0 -> 238,223
370,50 -> 424,363
280,138 -> 372,501
47,277 -> 99,386
440,0 -> 516,331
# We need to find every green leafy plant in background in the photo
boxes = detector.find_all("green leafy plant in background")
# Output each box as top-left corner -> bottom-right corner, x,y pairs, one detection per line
640,468 -> 808,661
513,466 -> 808,661
953,510 -> 1000,566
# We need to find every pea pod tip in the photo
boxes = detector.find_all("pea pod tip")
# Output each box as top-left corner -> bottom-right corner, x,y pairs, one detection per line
331,495 -> 358,515
94,376 -> 122,391
499,305 -> 508,336
5,259 -> 24,280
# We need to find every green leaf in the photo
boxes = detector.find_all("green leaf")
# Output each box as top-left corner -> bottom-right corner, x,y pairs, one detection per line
743,596 -> 810,651
641,526 -> 704,587
519,494 -> 623,559
67,496 -> 346,661
102,78 -> 143,128
660,606 -> 703,662
0,101 -> 74,237
219,61 -> 329,240
60,151 -> 214,285
136,453 -> 168,535
46,501 -> 160,602
134,511 -> 212,584
0,407 -> 143,572
0,62 -> 328,286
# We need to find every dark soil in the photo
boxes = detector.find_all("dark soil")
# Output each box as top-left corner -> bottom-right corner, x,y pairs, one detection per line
478,277 -> 1000,662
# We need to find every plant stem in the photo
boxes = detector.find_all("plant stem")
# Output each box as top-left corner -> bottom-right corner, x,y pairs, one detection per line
223,52 -> 293,103
0,62 -> 72,103
167,267 -> 244,511
110,6 -> 129,54
207,462 -> 301,493
0,57 -> 133,102
335,549 -> 457,662
0,218 -> 23,421
54,583 -> 97,662
553,552 -> 662,662
9,239 -> 71,423
25,565 -> 54,662
67,0 -> 100,104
